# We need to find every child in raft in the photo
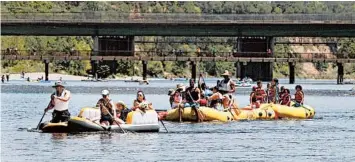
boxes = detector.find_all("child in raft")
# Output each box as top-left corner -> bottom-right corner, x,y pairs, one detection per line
250,86 -> 260,108
294,85 -> 304,107
169,84 -> 185,109
280,89 -> 291,106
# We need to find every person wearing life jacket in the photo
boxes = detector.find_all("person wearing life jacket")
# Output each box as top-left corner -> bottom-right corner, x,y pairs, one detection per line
115,101 -> 131,123
280,89 -> 291,106
294,85 -> 304,107
96,90 -> 117,126
268,84 -> 277,103
250,86 -> 260,108
44,81 -> 71,123
207,86 -> 223,109
278,86 -> 285,104
184,79 -> 201,108
255,81 -> 266,103
218,70 -> 236,108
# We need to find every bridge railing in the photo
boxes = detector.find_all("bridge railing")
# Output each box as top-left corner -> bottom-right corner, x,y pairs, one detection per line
1,49 -> 352,59
1,12 -> 354,24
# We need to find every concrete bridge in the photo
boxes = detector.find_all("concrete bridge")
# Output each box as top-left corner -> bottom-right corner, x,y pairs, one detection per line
1,12 -> 354,84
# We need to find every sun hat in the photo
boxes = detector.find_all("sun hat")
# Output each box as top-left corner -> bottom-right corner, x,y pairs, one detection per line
176,83 -> 186,91
168,89 -> 175,96
221,70 -> 230,76
52,81 -> 65,88
117,101 -> 127,108
101,89 -> 110,95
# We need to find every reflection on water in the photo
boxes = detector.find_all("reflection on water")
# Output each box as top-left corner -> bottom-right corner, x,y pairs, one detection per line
1,81 -> 355,161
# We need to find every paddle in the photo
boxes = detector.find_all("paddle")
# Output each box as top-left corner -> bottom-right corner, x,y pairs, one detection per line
178,104 -> 183,123
187,91 -> 203,122
159,119 -> 169,133
225,97 -> 236,120
36,112 -> 46,130
100,104 -> 127,133
37,100 -> 54,130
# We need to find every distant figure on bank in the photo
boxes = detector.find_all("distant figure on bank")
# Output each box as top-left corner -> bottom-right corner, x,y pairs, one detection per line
59,77 -> 62,81
44,81 -> 71,123
6,73 -> 10,82
1,75 -> 5,83
21,71 -> 25,79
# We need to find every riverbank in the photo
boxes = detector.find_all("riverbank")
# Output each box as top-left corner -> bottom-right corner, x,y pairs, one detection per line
4,72 -> 155,81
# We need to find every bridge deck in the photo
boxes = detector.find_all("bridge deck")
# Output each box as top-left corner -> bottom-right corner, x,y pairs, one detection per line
2,55 -> 354,63
2,12 -> 355,36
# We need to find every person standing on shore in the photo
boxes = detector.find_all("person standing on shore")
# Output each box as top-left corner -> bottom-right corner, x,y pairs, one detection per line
1,75 -> 5,83
6,73 -> 10,82
44,81 -> 71,123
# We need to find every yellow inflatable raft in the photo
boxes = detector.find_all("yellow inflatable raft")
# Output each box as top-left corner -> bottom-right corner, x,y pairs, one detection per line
165,107 -> 233,122
269,102 -> 315,119
231,104 -> 276,120
164,105 -> 277,122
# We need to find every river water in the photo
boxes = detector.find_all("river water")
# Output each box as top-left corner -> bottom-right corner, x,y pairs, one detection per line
1,79 -> 355,162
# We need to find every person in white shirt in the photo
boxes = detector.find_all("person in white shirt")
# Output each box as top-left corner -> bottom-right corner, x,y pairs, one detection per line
45,81 -> 71,123
217,70 -> 236,110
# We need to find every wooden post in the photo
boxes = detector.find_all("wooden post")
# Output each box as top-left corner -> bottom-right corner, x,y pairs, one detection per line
44,60 -> 49,81
289,62 -> 295,84
142,60 -> 147,81
337,63 -> 344,84
235,62 -> 241,79
191,61 -> 196,81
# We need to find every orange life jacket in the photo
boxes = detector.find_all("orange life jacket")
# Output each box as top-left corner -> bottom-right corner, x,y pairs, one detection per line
295,91 -> 304,103
281,94 -> 291,106
256,88 -> 265,102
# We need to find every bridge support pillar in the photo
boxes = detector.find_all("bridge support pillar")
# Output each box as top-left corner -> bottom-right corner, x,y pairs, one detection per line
142,61 -> 147,81
240,62 -> 247,80
235,62 -> 241,79
289,62 -> 295,84
191,61 -> 197,81
93,60 -> 99,80
44,60 -> 49,81
337,63 -> 344,84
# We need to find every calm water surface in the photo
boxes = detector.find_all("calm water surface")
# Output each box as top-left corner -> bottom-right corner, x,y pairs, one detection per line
1,79 -> 355,162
